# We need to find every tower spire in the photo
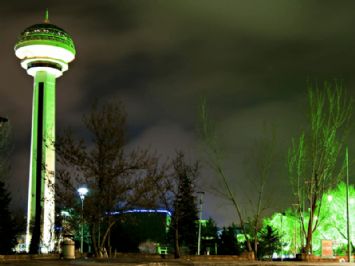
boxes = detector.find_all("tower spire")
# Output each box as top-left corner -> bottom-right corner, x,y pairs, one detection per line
14,12 -> 76,254
44,9 -> 49,23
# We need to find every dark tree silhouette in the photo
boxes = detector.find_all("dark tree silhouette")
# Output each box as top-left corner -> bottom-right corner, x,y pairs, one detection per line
201,218 -> 218,255
0,180 -> 18,254
55,101 -> 166,257
170,152 -> 199,258
218,225 -> 241,255
257,225 -> 281,259
0,122 -> 17,254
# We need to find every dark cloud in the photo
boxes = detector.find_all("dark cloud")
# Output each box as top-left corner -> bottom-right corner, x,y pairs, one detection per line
2,1 -> 355,226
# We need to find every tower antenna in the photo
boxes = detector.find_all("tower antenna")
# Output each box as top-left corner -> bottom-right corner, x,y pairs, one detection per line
44,9 -> 49,23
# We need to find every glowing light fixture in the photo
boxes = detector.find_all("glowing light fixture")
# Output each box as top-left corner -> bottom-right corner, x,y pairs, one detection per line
77,186 -> 88,255
197,191 -> 205,256
77,187 -> 89,200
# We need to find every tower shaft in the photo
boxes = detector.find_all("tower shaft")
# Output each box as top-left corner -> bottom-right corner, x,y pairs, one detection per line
26,71 -> 56,253
15,15 -> 75,253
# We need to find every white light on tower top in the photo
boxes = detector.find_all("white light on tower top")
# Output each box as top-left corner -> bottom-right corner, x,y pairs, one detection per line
14,10 -> 76,78
14,10 -> 76,253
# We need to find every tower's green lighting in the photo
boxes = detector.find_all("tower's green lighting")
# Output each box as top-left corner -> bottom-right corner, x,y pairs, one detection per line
14,12 -> 75,78
14,11 -> 76,253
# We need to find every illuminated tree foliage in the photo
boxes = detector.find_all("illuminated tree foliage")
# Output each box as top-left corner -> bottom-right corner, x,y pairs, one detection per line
266,182 -> 354,256
288,82 -> 352,254
55,101 -> 165,257
317,182 -> 354,254
263,211 -> 299,257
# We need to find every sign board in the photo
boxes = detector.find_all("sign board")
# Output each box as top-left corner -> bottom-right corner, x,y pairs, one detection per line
321,239 -> 333,257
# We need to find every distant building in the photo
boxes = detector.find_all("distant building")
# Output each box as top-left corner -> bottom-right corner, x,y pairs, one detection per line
110,209 -> 171,253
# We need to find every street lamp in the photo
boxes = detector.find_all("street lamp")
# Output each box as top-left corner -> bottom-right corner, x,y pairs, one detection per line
197,191 -> 205,255
280,212 -> 286,261
292,203 -> 300,256
345,147 -> 352,263
77,186 -> 88,255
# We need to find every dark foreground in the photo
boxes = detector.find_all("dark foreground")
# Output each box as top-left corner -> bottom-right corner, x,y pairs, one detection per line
1,257 -> 354,266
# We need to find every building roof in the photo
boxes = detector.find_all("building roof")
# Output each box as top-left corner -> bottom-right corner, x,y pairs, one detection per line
14,22 -> 76,55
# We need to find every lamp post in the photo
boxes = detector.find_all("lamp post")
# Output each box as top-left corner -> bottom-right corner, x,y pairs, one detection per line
292,203 -> 300,256
197,191 -> 205,255
77,187 -> 88,255
280,212 -> 286,261
345,147 -> 352,263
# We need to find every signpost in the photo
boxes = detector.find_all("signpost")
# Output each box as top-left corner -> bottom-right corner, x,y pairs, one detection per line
321,240 -> 333,258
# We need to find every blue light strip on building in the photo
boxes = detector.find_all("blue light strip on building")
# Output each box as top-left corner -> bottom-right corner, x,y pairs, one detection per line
109,209 -> 172,217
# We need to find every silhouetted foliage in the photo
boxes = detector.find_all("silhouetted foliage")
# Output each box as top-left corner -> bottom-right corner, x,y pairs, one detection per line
0,122 -> 17,254
170,152 -> 199,258
55,101 -> 166,257
218,224 -> 241,255
201,217 -> 218,255
257,225 -> 281,259
0,181 -> 18,254
0,121 -> 11,181
111,212 -> 168,252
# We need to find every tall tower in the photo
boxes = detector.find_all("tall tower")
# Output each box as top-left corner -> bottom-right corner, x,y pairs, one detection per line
14,12 -> 75,253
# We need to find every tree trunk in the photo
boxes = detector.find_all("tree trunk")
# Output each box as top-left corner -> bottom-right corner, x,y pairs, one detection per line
174,226 -> 180,258
91,224 -> 99,257
304,226 -> 312,254
303,196 -> 316,254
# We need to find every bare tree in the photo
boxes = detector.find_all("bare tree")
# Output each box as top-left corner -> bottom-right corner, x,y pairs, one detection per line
198,100 -> 253,254
288,82 -> 352,255
199,101 -> 278,258
55,101 -> 165,257
244,127 -> 276,257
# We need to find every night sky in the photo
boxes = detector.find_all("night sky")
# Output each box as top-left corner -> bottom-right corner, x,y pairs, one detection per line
2,1 -> 355,226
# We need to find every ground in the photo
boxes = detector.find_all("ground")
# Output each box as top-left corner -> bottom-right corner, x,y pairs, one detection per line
0,257 -> 354,266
